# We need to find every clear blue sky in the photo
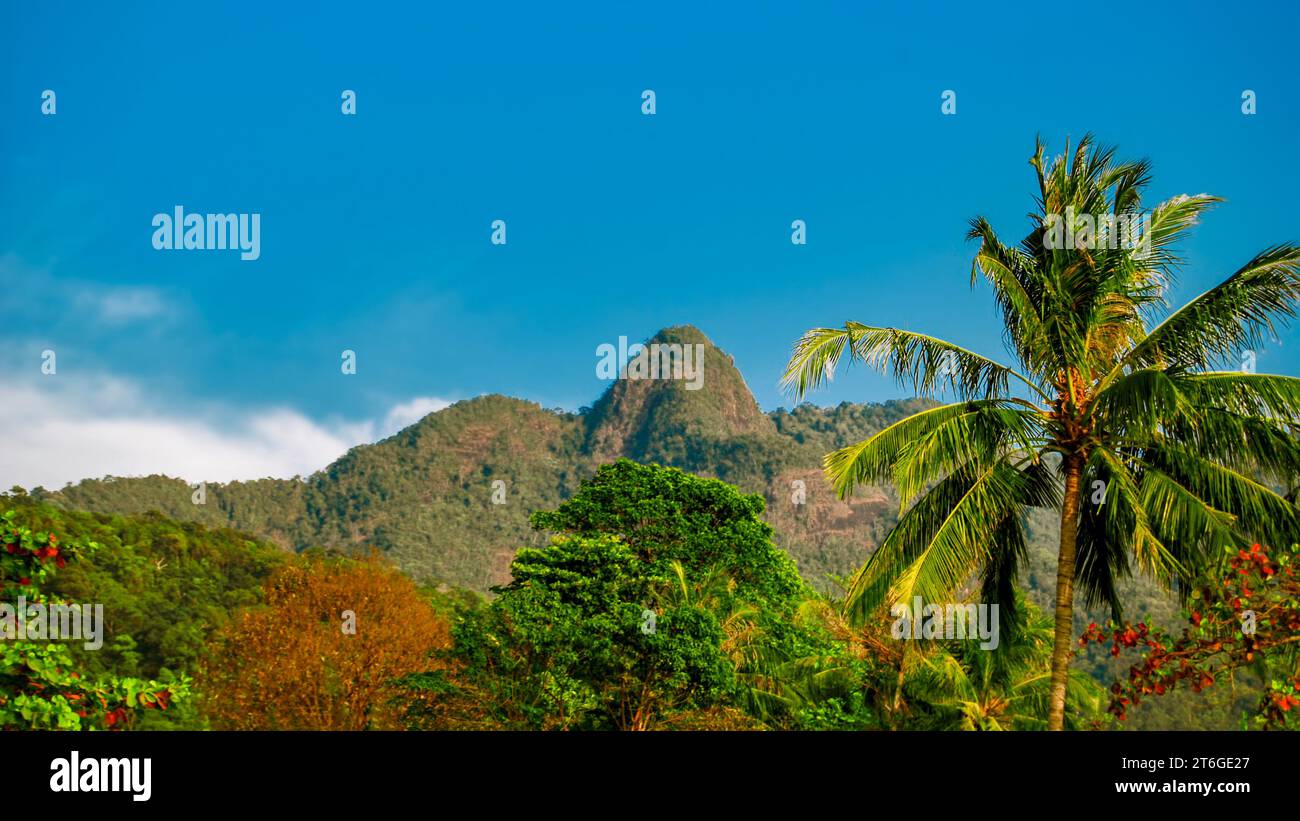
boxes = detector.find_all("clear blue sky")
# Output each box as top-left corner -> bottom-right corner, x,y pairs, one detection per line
2,1 -> 1298,485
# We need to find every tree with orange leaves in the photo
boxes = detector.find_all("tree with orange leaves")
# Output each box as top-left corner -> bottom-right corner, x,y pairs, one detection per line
1082,541 -> 1300,728
197,553 -> 449,730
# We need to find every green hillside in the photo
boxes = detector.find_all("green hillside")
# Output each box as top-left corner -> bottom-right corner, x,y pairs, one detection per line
38,326 -> 933,593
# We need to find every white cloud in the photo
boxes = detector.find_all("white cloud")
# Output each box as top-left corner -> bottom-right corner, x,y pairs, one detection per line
380,396 -> 452,437
0,254 -> 175,329
80,287 -> 168,325
0,374 -> 452,490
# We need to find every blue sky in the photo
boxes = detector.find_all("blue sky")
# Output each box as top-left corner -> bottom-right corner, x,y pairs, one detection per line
2,1 -> 1298,487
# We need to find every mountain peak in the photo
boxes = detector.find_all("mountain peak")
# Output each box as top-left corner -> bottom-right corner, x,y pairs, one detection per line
585,326 -> 774,464
649,324 -> 710,344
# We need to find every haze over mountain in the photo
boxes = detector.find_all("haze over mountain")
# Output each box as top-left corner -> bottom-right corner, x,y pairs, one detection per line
36,326 -> 931,592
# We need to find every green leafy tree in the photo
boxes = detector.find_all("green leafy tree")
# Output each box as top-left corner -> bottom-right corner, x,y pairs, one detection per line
429,460 -> 846,729
531,459 -> 846,724
784,135 -> 1300,730
464,533 -> 734,729
1,510 -> 188,729
530,459 -> 806,612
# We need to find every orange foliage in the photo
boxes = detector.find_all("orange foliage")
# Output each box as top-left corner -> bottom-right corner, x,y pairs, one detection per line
198,553 -> 450,730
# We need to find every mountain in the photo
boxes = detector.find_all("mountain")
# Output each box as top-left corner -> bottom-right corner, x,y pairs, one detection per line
36,326 -> 934,593
585,325 -> 774,463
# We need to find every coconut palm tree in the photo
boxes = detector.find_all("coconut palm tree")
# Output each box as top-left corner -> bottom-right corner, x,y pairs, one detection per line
783,135 -> 1300,730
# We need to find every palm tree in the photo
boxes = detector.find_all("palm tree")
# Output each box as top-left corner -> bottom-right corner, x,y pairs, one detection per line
783,135 -> 1300,730
659,560 -> 864,725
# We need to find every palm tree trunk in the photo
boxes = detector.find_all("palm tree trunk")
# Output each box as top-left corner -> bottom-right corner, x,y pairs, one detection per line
1047,452 -> 1083,731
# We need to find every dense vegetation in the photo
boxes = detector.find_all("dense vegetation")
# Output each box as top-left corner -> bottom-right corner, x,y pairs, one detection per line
396,460 -> 1109,730
2,496 -> 282,728
3,461 -> 1292,731
199,554 -> 451,730
1,506 -> 191,730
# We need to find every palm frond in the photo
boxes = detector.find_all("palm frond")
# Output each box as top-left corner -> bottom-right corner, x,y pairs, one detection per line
844,460 -> 1054,623
783,322 -> 1041,402
1114,244 -> 1300,374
